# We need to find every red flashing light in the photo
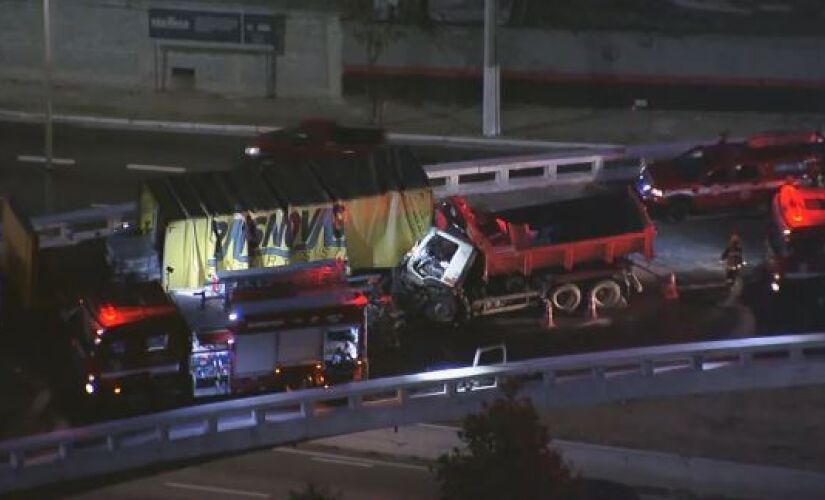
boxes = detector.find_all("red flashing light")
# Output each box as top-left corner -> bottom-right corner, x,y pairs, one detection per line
96,303 -> 175,328
347,292 -> 369,307
778,184 -> 807,227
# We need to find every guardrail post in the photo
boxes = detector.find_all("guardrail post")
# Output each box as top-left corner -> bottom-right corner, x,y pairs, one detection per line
106,435 -> 118,452
739,351 -> 753,367
444,381 -> 458,397
592,366 -> 606,380
301,401 -> 316,418
58,443 -> 72,460
347,395 -> 362,410
641,360 -> 654,376
206,416 -> 218,434
397,387 -> 410,404
691,355 -> 704,371
157,425 -> 170,443
9,451 -> 22,470
254,409 -> 266,425
543,370 -> 556,386
790,348 -> 805,362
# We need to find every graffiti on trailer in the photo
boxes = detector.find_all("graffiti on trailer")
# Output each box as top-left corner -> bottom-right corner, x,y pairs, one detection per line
208,207 -> 345,265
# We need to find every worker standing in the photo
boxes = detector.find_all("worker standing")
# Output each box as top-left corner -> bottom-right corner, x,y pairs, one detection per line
721,232 -> 744,286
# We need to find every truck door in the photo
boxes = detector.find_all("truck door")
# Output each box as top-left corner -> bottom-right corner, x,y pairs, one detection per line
729,163 -> 762,206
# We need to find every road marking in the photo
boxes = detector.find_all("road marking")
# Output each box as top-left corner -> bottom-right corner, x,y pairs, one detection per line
17,154 -> 75,166
274,447 -> 429,472
416,423 -> 459,431
311,456 -> 373,468
126,163 -> 186,173
164,481 -> 270,498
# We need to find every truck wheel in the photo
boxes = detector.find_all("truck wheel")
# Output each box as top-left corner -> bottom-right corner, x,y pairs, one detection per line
551,283 -> 582,313
666,198 -> 690,223
429,294 -> 458,323
590,280 -> 623,308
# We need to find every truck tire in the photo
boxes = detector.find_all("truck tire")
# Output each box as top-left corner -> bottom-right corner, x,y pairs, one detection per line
429,293 -> 458,324
590,279 -> 623,308
551,283 -> 582,313
666,197 -> 691,223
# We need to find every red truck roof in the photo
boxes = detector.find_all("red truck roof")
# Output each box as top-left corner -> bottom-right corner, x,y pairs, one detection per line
747,130 -> 823,149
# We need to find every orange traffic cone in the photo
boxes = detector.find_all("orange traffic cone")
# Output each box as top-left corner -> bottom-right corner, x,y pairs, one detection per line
544,299 -> 555,329
663,272 -> 679,300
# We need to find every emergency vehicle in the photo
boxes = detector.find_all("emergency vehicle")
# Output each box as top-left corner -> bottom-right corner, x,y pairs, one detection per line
191,260 -> 369,397
243,119 -> 385,165
766,184 -> 825,293
637,130 -> 824,221
66,282 -> 193,403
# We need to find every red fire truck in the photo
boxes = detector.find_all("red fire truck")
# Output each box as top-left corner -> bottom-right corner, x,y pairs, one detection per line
191,260 -> 369,397
67,282 -> 193,403
69,261 -> 369,404
392,189 -> 655,323
766,184 -> 825,293
637,130 -> 824,221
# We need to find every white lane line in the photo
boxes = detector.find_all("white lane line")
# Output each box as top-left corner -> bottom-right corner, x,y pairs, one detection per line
274,447 -> 429,472
416,423 -> 460,431
311,456 -> 373,468
17,154 -> 75,166
126,163 -> 186,173
164,481 -> 270,498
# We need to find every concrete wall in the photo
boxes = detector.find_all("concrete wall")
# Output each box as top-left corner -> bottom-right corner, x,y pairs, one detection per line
0,0 -> 341,98
343,24 -> 825,88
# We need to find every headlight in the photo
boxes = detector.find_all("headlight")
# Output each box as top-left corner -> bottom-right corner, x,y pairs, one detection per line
244,146 -> 261,157
651,188 -> 663,198
640,183 -> 652,193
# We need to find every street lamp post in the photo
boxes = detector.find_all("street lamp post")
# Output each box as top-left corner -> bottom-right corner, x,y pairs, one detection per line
43,0 -> 53,171
482,0 -> 500,137
42,0 -> 54,212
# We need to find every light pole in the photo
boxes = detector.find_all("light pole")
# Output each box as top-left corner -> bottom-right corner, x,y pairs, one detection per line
42,0 -> 54,212
482,0 -> 500,137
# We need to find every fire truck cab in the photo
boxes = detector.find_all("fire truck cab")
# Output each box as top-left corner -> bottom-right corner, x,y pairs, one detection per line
637,130 -> 824,221
67,282 -> 193,403
767,184 -> 825,293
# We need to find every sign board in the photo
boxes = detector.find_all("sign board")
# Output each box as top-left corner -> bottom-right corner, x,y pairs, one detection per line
149,8 -> 285,52
149,9 -> 242,43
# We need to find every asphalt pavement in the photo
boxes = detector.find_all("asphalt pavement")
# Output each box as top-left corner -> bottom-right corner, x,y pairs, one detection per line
61,446 -> 436,500
0,121 -> 539,216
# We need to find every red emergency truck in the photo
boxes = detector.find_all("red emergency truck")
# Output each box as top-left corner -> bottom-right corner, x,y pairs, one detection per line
766,184 -> 825,293
637,130 -> 824,221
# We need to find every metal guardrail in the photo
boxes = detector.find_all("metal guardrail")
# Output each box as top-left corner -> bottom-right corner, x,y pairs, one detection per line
2,333 -> 825,493
425,147 -> 642,196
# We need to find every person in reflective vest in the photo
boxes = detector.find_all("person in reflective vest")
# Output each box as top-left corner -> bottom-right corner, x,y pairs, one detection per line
721,232 -> 744,285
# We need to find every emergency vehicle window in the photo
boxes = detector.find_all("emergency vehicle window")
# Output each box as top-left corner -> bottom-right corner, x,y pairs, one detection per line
733,164 -> 758,182
146,333 -> 169,352
674,147 -> 709,179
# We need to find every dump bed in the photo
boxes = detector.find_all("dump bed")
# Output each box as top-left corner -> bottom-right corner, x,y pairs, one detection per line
441,190 -> 655,278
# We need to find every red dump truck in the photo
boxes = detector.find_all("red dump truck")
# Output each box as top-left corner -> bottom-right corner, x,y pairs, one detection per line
766,184 -> 825,293
392,189 -> 655,324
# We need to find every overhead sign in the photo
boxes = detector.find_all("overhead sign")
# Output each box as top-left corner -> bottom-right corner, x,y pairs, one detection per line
149,8 -> 285,51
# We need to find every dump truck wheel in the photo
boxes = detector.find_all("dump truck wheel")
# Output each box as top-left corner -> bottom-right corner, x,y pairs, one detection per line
551,283 -> 582,313
429,293 -> 458,324
591,279 -> 623,308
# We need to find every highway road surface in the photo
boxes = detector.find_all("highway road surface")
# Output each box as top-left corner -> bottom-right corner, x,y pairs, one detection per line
63,445 -> 437,500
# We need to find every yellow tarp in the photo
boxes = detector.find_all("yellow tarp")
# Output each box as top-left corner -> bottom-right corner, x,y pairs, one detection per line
159,188 -> 432,290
